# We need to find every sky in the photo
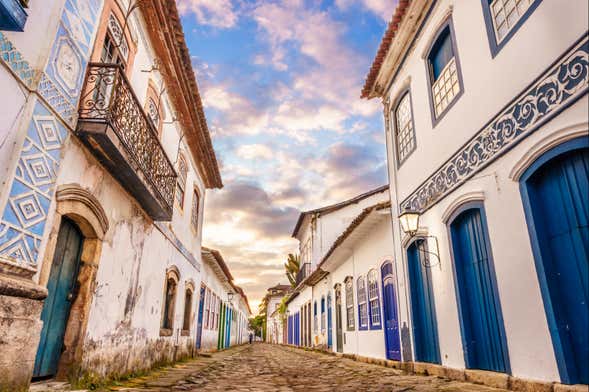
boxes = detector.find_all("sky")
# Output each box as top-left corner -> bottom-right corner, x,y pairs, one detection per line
177,0 -> 397,313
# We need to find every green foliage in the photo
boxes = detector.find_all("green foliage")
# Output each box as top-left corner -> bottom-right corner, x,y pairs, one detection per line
284,253 -> 300,287
249,314 -> 266,338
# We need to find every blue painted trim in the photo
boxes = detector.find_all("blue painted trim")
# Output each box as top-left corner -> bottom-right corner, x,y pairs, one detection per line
481,0 -> 543,58
518,136 -> 589,385
357,276 -> 369,330
424,16 -> 465,127
367,269 -> 382,330
446,202 -> 511,374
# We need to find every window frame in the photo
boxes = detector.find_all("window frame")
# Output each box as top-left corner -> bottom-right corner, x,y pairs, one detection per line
481,0 -> 543,57
391,88 -> 417,167
367,269 -> 382,330
357,276 -> 369,330
191,187 -> 200,231
313,300 -> 318,334
175,153 -> 188,209
182,285 -> 193,334
160,267 -> 179,335
320,296 -> 326,334
424,17 -> 464,127
344,277 -> 355,331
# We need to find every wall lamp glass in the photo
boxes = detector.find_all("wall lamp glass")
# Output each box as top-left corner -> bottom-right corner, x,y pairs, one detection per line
399,208 -> 441,268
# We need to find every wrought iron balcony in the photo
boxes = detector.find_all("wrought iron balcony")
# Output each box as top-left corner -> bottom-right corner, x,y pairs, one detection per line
76,63 -> 177,221
296,263 -> 312,286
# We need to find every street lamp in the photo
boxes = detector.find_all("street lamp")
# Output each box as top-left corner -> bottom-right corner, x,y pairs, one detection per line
398,207 -> 441,268
399,208 -> 420,237
227,292 -> 234,302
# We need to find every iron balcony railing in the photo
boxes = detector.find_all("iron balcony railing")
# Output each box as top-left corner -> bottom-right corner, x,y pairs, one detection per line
76,63 -> 177,220
296,263 -> 312,286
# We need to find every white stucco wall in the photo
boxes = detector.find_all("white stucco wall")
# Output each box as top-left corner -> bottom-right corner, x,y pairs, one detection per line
381,0 -> 588,383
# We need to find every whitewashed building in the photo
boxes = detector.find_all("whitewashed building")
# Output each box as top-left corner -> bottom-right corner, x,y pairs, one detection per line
198,247 -> 252,352
286,186 -> 397,360
264,283 -> 290,343
362,0 -> 588,388
0,0 -> 228,389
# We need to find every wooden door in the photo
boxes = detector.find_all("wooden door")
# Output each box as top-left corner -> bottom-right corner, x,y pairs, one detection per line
195,286 -> 205,349
381,261 -> 401,360
335,284 -> 343,353
450,207 -> 509,373
34,219 -> 83,378
522,142 -> 588,384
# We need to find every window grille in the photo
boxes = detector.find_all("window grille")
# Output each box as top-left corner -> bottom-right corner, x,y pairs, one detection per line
490,0 -> 534,42
368,270 -> 381,327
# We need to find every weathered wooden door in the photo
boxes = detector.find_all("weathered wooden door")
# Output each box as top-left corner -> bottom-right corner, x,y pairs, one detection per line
334,284 -> 343,353
450,207 -> 509,373
521,142 -> 588,384
195,286 -> 205,349
34,218 -> 83,378
381,261 -> 401,360
407,240 -> 441,364
327,293 -> 333,349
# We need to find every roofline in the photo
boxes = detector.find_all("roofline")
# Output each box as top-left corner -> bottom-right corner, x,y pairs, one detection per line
202,246 -> 234,282
140,0 -> 222,188
291,184 -> 389,238
317,201 -> 391,271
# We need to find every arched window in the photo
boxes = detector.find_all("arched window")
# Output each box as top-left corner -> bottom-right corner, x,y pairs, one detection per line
393,91 -> 416,165
182,284 -> 193,333
426,20 -> 463,121
191,188 -> 200,230
320,296 -> 326,334
367,269 -> 382,329
176,154 -> 187,209
161,267 -> 179,334
147,97 -> 160,128
344,277 -> 355,331
357,276 -> 368,330
313,300 -> 318,333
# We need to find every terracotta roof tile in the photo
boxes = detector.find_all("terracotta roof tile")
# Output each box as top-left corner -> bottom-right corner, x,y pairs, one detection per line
361,0 -> 411,99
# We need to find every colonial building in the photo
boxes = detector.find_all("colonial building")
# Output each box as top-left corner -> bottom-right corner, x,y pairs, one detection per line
198,247 -> 251,351
0,0 -> 227,389
285,186 -> 394,357
263,283 -> 290,343
363,0 -> 588,388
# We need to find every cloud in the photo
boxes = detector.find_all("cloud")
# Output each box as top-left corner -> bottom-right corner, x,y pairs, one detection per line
235,144 -> 274,160
335,0 -> 397,20
177,0 -> 238,28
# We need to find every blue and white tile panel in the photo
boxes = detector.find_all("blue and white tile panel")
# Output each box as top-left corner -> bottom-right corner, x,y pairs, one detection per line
0,0 -> 102,268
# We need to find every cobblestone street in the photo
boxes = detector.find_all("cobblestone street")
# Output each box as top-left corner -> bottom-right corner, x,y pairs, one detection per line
87,344 -> 510,392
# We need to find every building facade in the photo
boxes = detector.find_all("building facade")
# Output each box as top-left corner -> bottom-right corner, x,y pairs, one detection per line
198,247 -> 252,352
362,0 -> 588,387
263,284 -> 290,343
0,0 -> 229,389
286,187 -> 396,359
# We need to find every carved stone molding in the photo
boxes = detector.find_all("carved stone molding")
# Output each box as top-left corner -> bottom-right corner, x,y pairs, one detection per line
55,184 -> 109,236
401,35 -> 589,213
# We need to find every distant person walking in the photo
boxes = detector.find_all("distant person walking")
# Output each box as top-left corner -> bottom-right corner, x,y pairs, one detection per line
249,333 -> 253,344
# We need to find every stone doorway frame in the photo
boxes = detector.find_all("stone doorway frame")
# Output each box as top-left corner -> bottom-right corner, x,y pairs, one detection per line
37,184 -> 109,380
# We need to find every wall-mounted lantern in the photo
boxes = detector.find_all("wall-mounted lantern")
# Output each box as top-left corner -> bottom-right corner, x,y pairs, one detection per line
399,208 -> 441,268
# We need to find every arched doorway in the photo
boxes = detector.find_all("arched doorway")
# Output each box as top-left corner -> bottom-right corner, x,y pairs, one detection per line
381,260 -> 401,360
34,184 -> 108,380
520,137 -> 588,385
448,203 -> 509,373
406,240 -> 440,364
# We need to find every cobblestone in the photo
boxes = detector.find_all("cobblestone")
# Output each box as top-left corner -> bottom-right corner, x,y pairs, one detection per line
99,343 -> 509,392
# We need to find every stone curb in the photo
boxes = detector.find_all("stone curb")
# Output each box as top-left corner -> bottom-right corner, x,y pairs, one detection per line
276,343 -> 587,392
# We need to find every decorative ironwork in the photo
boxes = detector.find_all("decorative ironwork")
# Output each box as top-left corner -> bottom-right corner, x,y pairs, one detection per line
77,63 -> 177,219
401,36 -> 589,213
295,262 -> 312,286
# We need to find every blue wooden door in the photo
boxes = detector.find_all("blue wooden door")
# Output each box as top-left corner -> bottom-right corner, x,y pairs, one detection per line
335,285 -> 343,352
407,240 -> 441,364
381,261 -> 401,360
522,143 -> 588,384
195,286 -> 205,349
34,218 -> 83,377
450,207 -> 509,373
327,293 -> 333,349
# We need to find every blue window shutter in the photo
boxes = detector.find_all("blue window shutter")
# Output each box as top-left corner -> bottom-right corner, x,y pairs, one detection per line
428,27 -> 453,80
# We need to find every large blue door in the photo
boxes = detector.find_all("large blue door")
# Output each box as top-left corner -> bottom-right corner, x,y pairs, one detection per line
195,286 -> 205,349
327,293 -> 333,349
521,140 -> 588,385
407,240 -> 440,364
34,218 -> 84,377
381,261 -> 401,360
450,206 -> 509,373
